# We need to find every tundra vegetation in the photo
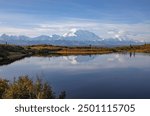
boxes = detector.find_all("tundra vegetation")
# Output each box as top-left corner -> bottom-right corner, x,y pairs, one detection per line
0,76 -> 66,99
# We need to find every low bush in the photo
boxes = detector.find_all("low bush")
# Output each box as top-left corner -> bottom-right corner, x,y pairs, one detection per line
0,76 -> 66,99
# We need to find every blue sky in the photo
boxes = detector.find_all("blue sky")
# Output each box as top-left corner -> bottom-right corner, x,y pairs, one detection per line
0,0 -> 150,41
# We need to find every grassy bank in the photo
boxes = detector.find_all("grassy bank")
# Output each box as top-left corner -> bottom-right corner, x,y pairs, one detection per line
29,44 -> 113,55
0,44 -> 31,65
112,44 -> 150,53
28,44 -> 150,55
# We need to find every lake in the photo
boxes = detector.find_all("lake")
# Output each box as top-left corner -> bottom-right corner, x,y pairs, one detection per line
0,53 -> 150,99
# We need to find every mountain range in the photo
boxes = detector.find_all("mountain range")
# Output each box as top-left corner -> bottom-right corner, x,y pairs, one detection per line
0,29 -> 142,46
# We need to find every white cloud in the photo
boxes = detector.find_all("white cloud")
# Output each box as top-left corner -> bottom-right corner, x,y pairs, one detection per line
0,18 -> 150,42
34,20 -> 150,41
0,27 -> 36,36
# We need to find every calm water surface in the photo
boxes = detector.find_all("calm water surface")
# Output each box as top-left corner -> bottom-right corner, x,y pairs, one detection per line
0,53 -> 150,98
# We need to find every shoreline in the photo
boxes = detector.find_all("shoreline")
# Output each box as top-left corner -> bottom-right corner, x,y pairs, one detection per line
0,44 -> 150,65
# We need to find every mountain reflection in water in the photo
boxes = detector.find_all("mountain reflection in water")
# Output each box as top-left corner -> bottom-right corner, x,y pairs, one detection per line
0,53 -> 150,98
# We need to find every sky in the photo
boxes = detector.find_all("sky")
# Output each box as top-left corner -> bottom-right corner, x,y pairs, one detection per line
0,0 -> 150,41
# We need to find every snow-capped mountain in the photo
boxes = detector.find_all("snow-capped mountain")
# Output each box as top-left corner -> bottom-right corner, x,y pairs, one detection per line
63,29 -> 102,41
0,29 -> 142,46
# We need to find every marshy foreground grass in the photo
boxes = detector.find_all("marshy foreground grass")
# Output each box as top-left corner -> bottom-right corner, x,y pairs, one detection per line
0,76 -> 66,99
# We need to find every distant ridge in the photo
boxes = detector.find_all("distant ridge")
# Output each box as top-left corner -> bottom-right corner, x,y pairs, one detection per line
0,29 -> 143,46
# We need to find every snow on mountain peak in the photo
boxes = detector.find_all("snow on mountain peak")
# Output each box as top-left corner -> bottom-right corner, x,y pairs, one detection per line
0,30 -> 141,45
63,28 -> 77,37
62,29 -> 102,41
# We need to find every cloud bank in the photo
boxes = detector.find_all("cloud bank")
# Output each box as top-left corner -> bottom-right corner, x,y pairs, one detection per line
0,18 -> 150,42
